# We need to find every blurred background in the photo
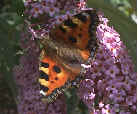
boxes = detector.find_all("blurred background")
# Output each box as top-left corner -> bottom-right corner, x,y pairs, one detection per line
0,0 -> 136,114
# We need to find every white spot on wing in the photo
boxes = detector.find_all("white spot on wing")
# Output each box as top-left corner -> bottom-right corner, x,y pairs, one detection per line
40,90 -> 46,96
81,64 -> 91,68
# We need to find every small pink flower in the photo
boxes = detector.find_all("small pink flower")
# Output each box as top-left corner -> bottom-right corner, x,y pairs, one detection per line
99,102 -> 104,108
105,65 -> 119,78
30,4 -> 43,18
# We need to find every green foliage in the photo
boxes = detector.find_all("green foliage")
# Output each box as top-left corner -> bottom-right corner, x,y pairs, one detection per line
0,0 -> 24,111
65,88 -> 89,114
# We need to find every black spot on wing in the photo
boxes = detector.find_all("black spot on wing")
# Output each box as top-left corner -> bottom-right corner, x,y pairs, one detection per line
51,81 -> 54,83
68,36 -> 77,43
53,65 -> 61,73
41,62 -> 49,68
40,85 -> 49,92
40,70 -> 49,81
74,13 -> 87,23
78,33 -> 82,38
55,77 -> 58,80
64,19 -> 77,28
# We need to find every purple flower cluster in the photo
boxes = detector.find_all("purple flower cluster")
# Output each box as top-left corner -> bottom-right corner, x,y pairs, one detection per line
24,0 -> 76,18
78,15 -> 136,113
13,0 -> 136,114
24,0 -> 87,18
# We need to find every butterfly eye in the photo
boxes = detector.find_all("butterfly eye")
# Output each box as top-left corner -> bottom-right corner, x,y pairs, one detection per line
53,65 -> 61,73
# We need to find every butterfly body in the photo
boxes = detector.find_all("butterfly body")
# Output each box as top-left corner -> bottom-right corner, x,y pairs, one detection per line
38,9 -> 99,102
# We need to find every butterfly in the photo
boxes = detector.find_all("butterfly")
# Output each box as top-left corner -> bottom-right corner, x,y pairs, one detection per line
38,9 -> 99,103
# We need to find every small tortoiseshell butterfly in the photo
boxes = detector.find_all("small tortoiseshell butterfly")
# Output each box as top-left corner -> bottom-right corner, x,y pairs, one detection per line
38,9 -> 99,102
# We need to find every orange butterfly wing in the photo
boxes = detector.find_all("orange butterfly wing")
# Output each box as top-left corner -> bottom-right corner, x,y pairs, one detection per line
38,9 -> 99,102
